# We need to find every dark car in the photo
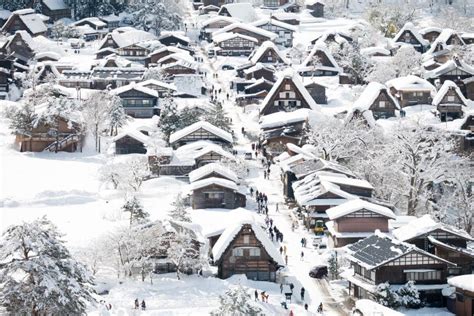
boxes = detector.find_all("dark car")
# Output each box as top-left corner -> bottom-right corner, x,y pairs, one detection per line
309,265 -> 328,279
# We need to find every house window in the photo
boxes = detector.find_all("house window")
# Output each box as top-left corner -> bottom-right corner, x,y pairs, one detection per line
249,248 -> 261,256
204,192 -> 224,200
379,101 -> 386,108
274,101 -> 279,106
405,270 -> 441,281
447,95 -> 455,102
243,235 -> 250,244
285,84 -> 291,90
233,248 -> 243,256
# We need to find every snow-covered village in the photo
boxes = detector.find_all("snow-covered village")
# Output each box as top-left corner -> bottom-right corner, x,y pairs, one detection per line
0,0 -> 473,314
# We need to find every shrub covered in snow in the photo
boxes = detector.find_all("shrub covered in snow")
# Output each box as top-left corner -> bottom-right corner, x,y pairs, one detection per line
372,282 -> 400,308
398,281 -> 422,309
210,285 -> 262,316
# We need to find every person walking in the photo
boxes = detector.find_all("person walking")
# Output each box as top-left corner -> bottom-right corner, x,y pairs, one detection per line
254,289 -> 258,301
279,246 -> 283,255
141,300 -> 146,311
283,245 -> 287,255
301,238 -> 305,248
263,170 -> 267,179
250,187 -> 254,197
289,283 -> 294,293
275,203 -> 279,212
304,303 -> 308,311
280,283 -> 284,293
134,299 -> 139,309
300,251 -> 304,261
300,287 -> 305,301
317,302 -> 323,313
285,255 -> 288,265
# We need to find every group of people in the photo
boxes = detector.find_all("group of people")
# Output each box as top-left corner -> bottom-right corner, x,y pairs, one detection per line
134,299 -> 146,311
255,290 -> 270,303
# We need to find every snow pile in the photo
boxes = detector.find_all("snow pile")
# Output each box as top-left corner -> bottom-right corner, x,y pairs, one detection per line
448,274 -> 474,292
355,299 -> 404,315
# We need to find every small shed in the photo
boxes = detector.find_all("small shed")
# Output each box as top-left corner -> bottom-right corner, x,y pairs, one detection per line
447,274 -> 474,316
189,177 -> 246,209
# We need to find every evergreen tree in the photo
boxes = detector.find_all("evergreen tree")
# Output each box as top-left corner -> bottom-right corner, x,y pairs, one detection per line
6,102 -> 37,137
0,217 -> 96,315
107,94 -> 128,136
204,103 -> 231,132
178,107 -> 201,129
122,196 -> 149,227
210,285 -> 262,316
327,251 -> 340,280
397,281 -> 422,309
159,96 -> 180,142
372,282 -> 400,308
169,194 -> 191,222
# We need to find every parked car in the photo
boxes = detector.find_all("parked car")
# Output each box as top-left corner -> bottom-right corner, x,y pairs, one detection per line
244,152 -> 253,160
312,236 -> 323,247
309,265 -> 328,279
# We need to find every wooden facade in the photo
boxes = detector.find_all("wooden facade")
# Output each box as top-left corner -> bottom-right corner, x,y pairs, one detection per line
394,29 -> 426,53
117,44 -> 149,60
41,0 -> 71,21
171,128 -> 232,148
215,36 -> 257,56
116,88 -> 159,118
1,12 -> 47,36
1,32 -> 36,64
115,135 -> 147,155
158,34 -> 189,47
389,87 -> 433,108
436,86 -> 466,121
244,67 -> 275,82
308,2 -> 324,17
254,21 -> 294,47
305,82 -> 327,104
191,183 -> 245,209
260,77 -> 313,116
367,89 -> 399,119
422,30 -> 441,43
251,46 -> 286,64
215,224 -> 280,281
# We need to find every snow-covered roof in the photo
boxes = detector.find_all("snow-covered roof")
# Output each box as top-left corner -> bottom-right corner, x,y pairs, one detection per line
386,75 -> 437,95
168,141 -> 232,166
112,129 -> 150,145
326,199 -> 396,220
137,79 -> 177,92
188,163 -> 238,183
218,3 -> 257,23
260,69 -> 321,114
99,14 -> 121,23
392,214 -> 473,242
34,51 -> 61,61
189,177 -> 238,192
249,41 -> 289,64
419,27 -> 442,35
111,83 -> 159,98
353,82 -> 400,111
201,16 -> 238,28
259,108 -> 310,129
169,121 -> 233,145
393,22 -> 428,46
74,17 -> 107,28
213,23 -> 277,41
432,80 -> 468,106
360,47 -> 391,56
243,63 -> 275,75
148,46 -> 188,57
213,32 -> 258,44
158,31 -> 191,44
251,18 -> 297,32
157,52 -> 195,65
212,220 -> 284,265
99,30 -> 156,49
424,59 -> 474,79
448,274 -> 474,292
43,0 -> 68,10
355,300 -> 403,316
294,179 -> 357,206
300,43 -> 340,72
13,10 -> 48,35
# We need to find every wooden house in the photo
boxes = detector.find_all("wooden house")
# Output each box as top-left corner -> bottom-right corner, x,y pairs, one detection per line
420,27 -> 442,43
0,57 -> 13,99
459,111 -> 474,152
212,23 -> 277,45
447,275 -> 474,316
326,199 -> 396,248
73,17 -> 107,31
169,121 -> 233,148
298,44 -> 340,77
158,32 -> 190,47
161,60 -> 198,76
99,15 -> 121,31
89,67 -> 145,90
244,78 -> 273,95
262,0 -> 289,8
145,46 -> 189,67
189,177 -> 245,209
111,84 -> 159,118
1,8 -> 47,36
433,80 -> 468,122
188,163 -> 238,184
112,130 -> 149,155
243,63 -> 275,81
425,58 -> 474,95
40,0 -> 71,22
0,31 -> 37,65
461,33 -> 474,45
199,5 -> 220,15
349,82 -> 400,122
97,30 -> 156,59
392,22 -> 428,53
425,29 -> 465,64
0,10 -> 10,28
271,12 -> 300,26
58,70 -> 92,89
393,215 -> 474,275
463,77 -> 474,101
236,90 -> 268,106
213,33 -> 258,57
16,104 -> 82,152
251,18 -> 297,47
386,75 -> 436,108
305,80 -> 327,104
306,0 -> 324,18
217,3 -> 257,23
342,233 -> 455,307
137,79 -> 176,97
212,221 -> 284,281
259,71 -> 320,116
199,16 -> 237,41
248,41 -> 289,65
310,31 -> 352,46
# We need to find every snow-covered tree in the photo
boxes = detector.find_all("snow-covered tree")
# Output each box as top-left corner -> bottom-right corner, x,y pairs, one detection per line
365,4 -> 418,37
391,45 -> 423,77
159,96 -> 180,141
397,281 -> 422,309
51,20 -> 80,39
367,61 -> 397,83
129,0 -> 183,35
179,107 -> 201,129
287,44 -> 305,65
331,42 -> 373,84
167,228 -> 203,280
121,157 -> 151,193
327,251 -> 340,280
205,103 -> 231,132
98,161 -> 125,189
210,285 -> 262,316
0,217 -> 96,315
122,196 -> 149,227
143,67 -> 170,82
372,282 -> 400,308
5,102 -> 36,137
169,194 -> 191,222
106,94 -> 128,136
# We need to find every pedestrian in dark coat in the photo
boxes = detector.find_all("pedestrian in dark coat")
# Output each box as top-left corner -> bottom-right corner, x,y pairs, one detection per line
301,287 -> 305,300
304,303 -> 308,310
141,300 -> 146,310
254,289 -> 258,301
289,283 -> 294,292
280,283 -> 283,293
279,246 -> 283,254
134,299 -> 139,309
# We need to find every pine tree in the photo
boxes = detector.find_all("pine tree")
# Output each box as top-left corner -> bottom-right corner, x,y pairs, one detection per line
204,103 -> 231,132
122,196 -> 149,227
6,102 -> 36,137
178,107 -> 201,129
0,216 -> 96,315
210,285 -> 262,316
159,96 -> 180,142
107,95 -> 128,136
328,251 -> 340,280
397,281 -> 422,309
169,194 -> 191,222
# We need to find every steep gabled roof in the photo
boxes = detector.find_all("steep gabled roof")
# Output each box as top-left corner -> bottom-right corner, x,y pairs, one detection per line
158,31 -> 191,44
260,69 -> 321,115
251,18 -> 297,32
300,43 -> 340,72
188,163 -> 238,183
386,75 -> 436,95
111,83 -> 159,98
424,58 -> 474,79
353,82 -> 400,111
200,16 -> 238,28
249,41 -> 289,64
218,3 -> 257,23
112,129 -> 150,145
432,80 -> 468,106
393,22 -> 428,46
213,23 -> 278,41
189,177 -> 238,192
326,199 -> 396,220
212,220 -> 284,265
169,121 -> 233,144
